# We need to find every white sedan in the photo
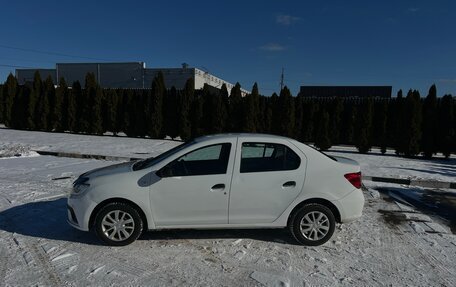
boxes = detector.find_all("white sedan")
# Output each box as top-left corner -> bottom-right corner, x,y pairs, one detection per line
67,134 -> 364,246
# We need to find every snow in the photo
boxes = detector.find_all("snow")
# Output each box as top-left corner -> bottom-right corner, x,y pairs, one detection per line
0,128 -> 181,159
0,128 -> 455,286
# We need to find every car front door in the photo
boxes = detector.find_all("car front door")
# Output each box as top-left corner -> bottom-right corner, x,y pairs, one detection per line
229,139 -> 306,224
149,140 -> 236,227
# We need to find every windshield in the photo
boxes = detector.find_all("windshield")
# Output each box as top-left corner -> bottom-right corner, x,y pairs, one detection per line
132,140 -> 195,171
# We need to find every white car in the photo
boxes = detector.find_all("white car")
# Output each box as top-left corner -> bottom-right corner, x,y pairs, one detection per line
67,134 -> 364,246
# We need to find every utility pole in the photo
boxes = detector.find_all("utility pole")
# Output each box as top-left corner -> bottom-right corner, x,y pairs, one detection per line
280,67 -> 284,91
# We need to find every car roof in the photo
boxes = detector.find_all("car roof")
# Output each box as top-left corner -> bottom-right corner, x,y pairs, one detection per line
193,133 -> 293,143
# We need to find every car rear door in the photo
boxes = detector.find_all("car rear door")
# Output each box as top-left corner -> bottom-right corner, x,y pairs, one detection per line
229,137 -> 306,224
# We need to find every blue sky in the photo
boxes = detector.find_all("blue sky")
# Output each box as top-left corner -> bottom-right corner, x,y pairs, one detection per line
0,0 -> 455,96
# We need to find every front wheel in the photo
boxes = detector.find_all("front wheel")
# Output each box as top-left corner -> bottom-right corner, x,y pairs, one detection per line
289,203 -> 336,246
94,202 -> 143,246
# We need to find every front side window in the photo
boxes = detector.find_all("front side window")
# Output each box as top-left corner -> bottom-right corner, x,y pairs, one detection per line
161,143 -> 231,177
240,142 -> 301,173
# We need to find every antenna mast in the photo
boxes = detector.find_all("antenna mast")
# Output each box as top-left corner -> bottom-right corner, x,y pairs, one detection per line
280,67 -> 284,91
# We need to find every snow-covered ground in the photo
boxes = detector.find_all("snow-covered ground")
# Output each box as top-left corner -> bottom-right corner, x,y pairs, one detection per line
0,128 -> 455,286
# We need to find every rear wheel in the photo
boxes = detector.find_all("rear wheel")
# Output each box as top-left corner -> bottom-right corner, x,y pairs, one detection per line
94,202 -> 143,246
289,203 -> 336,246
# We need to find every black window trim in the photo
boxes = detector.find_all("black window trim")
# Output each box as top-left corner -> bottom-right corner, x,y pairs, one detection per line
240,141 -> 301,173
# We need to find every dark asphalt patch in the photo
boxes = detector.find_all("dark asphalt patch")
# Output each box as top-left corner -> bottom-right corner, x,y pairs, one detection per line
377,187 -> 456,234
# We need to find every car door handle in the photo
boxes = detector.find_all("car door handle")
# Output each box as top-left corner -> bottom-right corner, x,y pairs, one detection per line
210,184 -> 225,192
282,181 -> 296,188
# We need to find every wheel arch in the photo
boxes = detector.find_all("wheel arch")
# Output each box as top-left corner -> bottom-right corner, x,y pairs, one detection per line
287,198 -> 341,225
89,197 -> 149,230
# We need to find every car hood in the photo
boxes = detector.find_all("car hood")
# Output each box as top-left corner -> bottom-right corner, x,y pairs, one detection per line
81,161 -> 134,179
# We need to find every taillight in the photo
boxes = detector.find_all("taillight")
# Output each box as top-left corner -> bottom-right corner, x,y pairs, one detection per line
344,172 -> 362,189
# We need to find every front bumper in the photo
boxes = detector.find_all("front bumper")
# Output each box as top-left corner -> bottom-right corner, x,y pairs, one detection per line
67,194 -> 98,231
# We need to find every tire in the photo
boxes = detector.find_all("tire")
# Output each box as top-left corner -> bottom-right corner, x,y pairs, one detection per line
94,202 -> 143,246
289,203 -> 336,246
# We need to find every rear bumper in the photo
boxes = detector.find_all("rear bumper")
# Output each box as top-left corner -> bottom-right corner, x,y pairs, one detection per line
334,188 -> 365,223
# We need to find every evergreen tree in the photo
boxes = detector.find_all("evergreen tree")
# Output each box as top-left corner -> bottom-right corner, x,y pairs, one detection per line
242,83 -> 260,133
302,99 -> 318,142
257,95 -> 267,133
220,83 -> 230,132
53,78 -> 67,132
355,98 -> 373,153
103,89 -> 119,135
421,84 -> 438,158
340,101 -> 357,145
201,84 -> 226,134
214,88 -> 228,133
60,78 -> 70,131
329,98 -> 343,144
277,86 -> 295,137
68,81 -> 81,133
10,85 -> 29,129
228,83 -> 243,132
134,89 -> 147,137
35,76 -> 52,131
190,93 -> 204,138
121,89 -> 134,136
262,96 -> 273,133
26,71 -> 42,130
163,87 -> 179,138
83,73 -> 103,135
91,85 -> 103,135
78,73 -> 97,133
3,74 -> 17,127
115,89 -> 126,135
314,110 -> 331,150
402,90 -> 422,156
393,90 -> 406,154
438,94 -> 455,158
294,95 -> 305,141
385,97 -> 397,151
148,72 -> 165,138
178,79 -> 194,140
372,100 -> 388,154
270,92 -> 280,134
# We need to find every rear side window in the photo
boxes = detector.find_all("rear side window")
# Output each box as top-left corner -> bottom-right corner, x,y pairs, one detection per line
240,142 -> 301,173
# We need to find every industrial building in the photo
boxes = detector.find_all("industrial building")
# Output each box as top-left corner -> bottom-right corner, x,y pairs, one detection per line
15,62 -> 248,95
298,86 -> 392,98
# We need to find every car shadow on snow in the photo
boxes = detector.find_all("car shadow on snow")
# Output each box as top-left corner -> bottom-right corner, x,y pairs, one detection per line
0,198 -> 299,245
0,198 -> 103,245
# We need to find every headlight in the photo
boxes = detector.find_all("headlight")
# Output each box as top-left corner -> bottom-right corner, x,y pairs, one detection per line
71,177 -> 90,196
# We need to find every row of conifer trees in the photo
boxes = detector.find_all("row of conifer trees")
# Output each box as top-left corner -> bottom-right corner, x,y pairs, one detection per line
0,71 -> 454,158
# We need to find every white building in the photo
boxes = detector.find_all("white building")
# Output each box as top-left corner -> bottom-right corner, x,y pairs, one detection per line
16,62 -> 248,96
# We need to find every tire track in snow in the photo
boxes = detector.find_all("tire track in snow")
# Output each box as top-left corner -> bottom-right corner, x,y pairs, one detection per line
30,243 -> 66,286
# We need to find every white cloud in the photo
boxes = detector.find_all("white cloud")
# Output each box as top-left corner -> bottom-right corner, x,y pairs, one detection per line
407,7 -> 419,13
259,43 -> 286,52
276,14 -> 300,25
